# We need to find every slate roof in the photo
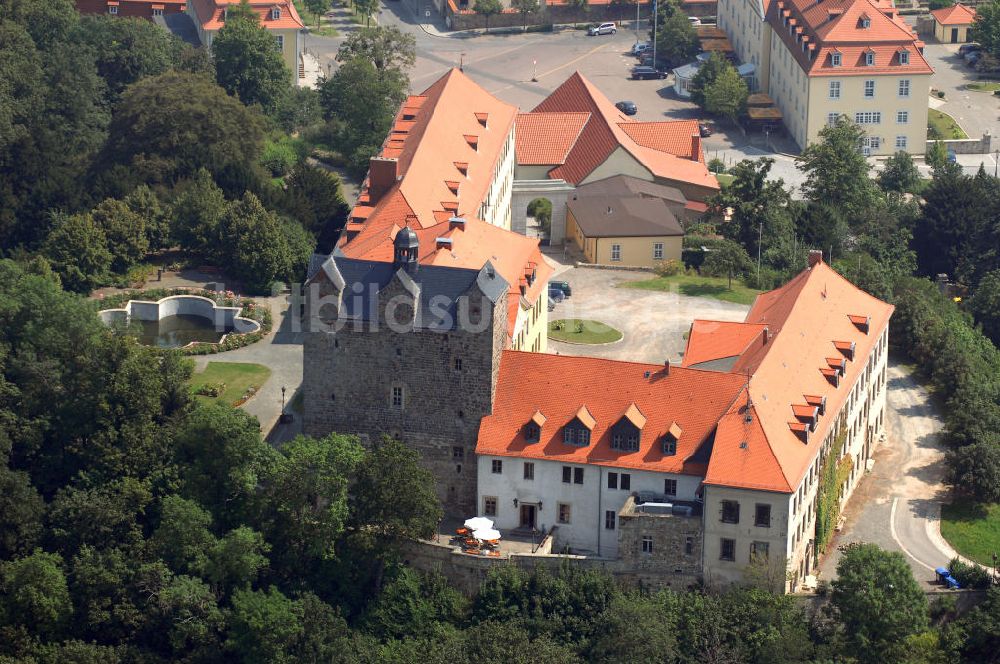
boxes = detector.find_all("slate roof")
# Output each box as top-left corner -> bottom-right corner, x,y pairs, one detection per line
567,196 -> 684,238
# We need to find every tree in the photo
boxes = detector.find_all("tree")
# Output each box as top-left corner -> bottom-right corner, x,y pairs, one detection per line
282,162 -> 350,252
304,0 -> 329,26
796,116 -> 879,223
146,574 -> 226,660
878,151 -> 923,194
652,11 -> 699,69
947,442 -> 1000,502
335,26 -> 416,76
204,526 -> 271,595
702,238 -> 752,288
0,550 -> 72,639
226,587 -> 304,664
91,198 -> 149,273
217,192 -> 297,292
43,212 -> 112,293
971,269 -> 1000,344
475,0 -> 503,32
47,478 -> 152,555
831,543 -> 930,664
362,568 -> 467,641
150,495 -> 216,577
925,139 -> 949,172
688,51 -> 728,108
797,202 -> 850,260
123,185 -> 170,252
566,0 -> 589,25
972,0 -> 1000,58
354,0 -> 380,26
212,0 -> 290,114
588,595 -> 678,663
75,14 -> 181,99
929,0 -> 954,9
0,468 -> 45,559
170,169 -> 227,256
512,0 -> 540,30
101,71 -> 265,195
703,62 -> 748,124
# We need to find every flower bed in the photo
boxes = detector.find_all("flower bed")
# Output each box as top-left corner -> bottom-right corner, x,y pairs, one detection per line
96,288 -> 273,355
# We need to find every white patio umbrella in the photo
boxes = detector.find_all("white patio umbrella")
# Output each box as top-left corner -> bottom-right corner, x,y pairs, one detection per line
464,516 -> 494,531
473,528 -> 502,541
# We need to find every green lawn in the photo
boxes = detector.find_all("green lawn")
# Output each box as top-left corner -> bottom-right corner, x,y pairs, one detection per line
927,108 -> 968,140
941,500 -> 1000,566
967,81 -> 1000,92
620,273 -> 761,305
188,362 -> 272,407
715,173 -> 735,187
548,319 -> 623,344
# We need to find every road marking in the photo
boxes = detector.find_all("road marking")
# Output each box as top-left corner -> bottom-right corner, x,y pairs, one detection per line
488,40 -> 615,95
411,40 -> 544,84
889,496 -> 937,573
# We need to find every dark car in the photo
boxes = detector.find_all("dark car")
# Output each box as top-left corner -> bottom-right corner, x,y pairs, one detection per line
549,280 -> 572,297
698,123 -> 713,137
631,65 -> 667,80
959,43 -> 981,57
965,50 -> 982,66
615,100 -> 638,115
548,287 -> 565,303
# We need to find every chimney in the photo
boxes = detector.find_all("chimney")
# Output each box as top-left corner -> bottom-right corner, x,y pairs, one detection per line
762,327 -> 769,344
663,359 -> 670,375
808,249 -> 823,267
368,157 -> 398,205
691,134 -> 702,161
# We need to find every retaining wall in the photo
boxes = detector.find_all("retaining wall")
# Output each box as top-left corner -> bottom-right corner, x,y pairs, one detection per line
926,132 -> 993,154
98,295 -> 260,334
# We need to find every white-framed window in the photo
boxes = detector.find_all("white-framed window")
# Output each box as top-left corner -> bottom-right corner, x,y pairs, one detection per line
827,112 -> 840,126
865,51 -> 875,66
275,35 -> 284,51
653,242 -> 664,260
642,535 -> 654,554
828,80 -> 841,99
899,50 -> 910,65
895,135 -> 908,150
491,459 -> 503,474
861,16 -> 871,28
108,5 -> 118,13
610,244 -> 621,262
855,111 -> 881,125
483,496 -> 497,516
896,110 -> 909,124
152,7 -> 163,15
898,79 -> 910,97
831,52 -> 842,67
863,80 -> 875,98
271,7 -> 281,19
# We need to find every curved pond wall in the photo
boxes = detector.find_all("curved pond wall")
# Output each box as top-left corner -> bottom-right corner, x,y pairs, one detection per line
99,295 -> 261,345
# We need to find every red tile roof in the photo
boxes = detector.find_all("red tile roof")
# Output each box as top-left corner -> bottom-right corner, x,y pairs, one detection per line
681,321 -> 768,367
188,0 -> 303,30
768,0 -> 933,77
931,3 -> 975,25
528,73 -> 718,193
478,352 -> 747,476
514,112 -> 590,165
618,120 -> 704,163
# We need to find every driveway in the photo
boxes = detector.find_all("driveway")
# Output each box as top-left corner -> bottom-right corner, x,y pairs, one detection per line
923,43 -> 1000,144
545,266 -> 750,364
816,362 -> 962,587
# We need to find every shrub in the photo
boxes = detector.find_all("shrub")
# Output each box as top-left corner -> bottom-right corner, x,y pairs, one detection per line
708,158 -> 727,174
949,557 -> 993,589
654,259 -> 683,277
261,139 -> 299,177
936,90 -> 946,99
195,382 -> 226,398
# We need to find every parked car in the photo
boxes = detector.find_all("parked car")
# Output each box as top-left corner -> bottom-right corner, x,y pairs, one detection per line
588,22 -> 617,35
965,50 -> 982,66
547,296 -> 557,311
688,16 -> 702,25
698,122 -> 713,137
959,43 -> 981,57
548,287 -> 565,303
631,41 -> 651,56
947,149 -> 957,163
631,65 -> 667,80
549,280 -> 572,297
615,100 -> 638,115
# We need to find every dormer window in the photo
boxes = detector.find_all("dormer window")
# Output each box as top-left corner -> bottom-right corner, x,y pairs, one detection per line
563,405 -> 595,447
525,424 -> 540,442
661,421 -> 682,456
849,314 -> 871,334
831,52 -> 841,66
864,51 -> 875,66
271,6 -> 281,19
834,340 -> 856,361
860,15 -> 871,28
899,50 -> 909,65
610,403 -> 645,452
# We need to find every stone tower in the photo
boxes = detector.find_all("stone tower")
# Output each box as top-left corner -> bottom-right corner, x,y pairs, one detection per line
302,234 -> 509,515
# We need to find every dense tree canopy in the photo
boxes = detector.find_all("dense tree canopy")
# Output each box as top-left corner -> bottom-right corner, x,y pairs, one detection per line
212,0 -> 291,114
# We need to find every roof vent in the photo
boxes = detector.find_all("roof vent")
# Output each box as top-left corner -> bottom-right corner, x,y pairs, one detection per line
644,371 -> 651,378
475,112 -> 489,128
739,441 -> 749,449
435,237 -> 453,250
454,161 -> 469,176
834,340 -> 856,361
849,314 -> 871,335
808,249 -> 823,267
663,359 -> 670,375
464,135 -> 479,151
448,216 -> 466,230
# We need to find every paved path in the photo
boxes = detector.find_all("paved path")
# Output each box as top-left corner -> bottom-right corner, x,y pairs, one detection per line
545,267 -> 750,364
817,362 -> 964,586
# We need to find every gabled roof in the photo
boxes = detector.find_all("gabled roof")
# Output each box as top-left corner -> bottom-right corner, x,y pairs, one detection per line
477,352 -> 747,476
681,321 -> 768,368
931,2 -> 975,25
567,196 -> 684,238
188,0 -> 304,30
528,72 -> 718,193
618,120 -> 704,163
514,112 -> 590,165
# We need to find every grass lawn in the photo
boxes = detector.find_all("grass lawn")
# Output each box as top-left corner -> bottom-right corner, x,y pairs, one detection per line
927,109 -> 968,140
620,273 -> 761,305
293,0 -> 339,37
548,319 -> 623,344
189,362 -> 272,407
940,500 -> 1000,566
967,81 -> 1000,92
715,173 -> 735,187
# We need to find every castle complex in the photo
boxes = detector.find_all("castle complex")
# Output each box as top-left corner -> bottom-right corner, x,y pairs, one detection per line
303,69 -> 892,591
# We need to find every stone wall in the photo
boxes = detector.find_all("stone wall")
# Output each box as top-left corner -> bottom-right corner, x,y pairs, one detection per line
926,132 -> 993,154
445,1 -> 654,31
618,496 -> 703,579
303,275 -> 509,515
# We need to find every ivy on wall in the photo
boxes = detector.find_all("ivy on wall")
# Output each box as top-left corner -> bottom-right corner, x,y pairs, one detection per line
815,430 -> 853,554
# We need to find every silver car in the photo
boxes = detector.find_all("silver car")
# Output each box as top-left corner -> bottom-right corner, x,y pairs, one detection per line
588,22 -> 617,35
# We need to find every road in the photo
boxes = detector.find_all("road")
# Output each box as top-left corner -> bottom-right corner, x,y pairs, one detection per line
817,362 -> 962,586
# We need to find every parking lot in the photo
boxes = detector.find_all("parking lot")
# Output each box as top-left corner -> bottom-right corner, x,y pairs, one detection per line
545,266 -> 750,364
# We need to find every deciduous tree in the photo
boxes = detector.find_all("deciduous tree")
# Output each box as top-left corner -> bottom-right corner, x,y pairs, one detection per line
91,198 -> 149,273
878,151 -> 923,194
703,62 -> 748,124
475,0 -> 503,32
0,550 -> 72,639
212,0 -> 290,114
335,26 -> 416,76
797,116 -> 879,223
702,238 -> 752,288
43,212 -> 111,293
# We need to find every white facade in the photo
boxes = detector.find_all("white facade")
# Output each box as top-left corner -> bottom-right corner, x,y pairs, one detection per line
477,128 -> 516,230
476,456 -> 700,558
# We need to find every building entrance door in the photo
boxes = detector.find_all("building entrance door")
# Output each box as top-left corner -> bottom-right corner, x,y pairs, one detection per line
951,28 -> 959,43
519,504 -> 537,530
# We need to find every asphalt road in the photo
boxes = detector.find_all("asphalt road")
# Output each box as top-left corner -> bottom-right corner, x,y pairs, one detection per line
817,362 -> 961,586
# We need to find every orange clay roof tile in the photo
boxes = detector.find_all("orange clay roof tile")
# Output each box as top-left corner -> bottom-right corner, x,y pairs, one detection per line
931,3 -> 975,24
618,120 -> 704,162
188,0 -> 304,30
478,351 -> 747,476
514,112 -> 591,165
681,321 -> 769,367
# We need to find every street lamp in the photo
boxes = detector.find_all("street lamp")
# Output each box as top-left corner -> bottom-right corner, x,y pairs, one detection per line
460,52 -> 465,71
531,59 -> 537,82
